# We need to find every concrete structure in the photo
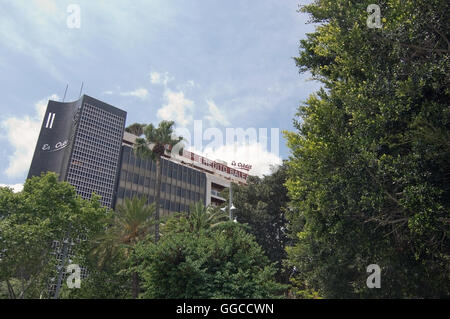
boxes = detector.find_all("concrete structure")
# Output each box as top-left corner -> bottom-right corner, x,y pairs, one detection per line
28,95 -> 249,212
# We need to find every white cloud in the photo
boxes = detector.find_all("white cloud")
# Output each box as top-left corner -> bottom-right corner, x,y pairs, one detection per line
150,71 -> 173,85
120,88 -> 149,100
1,94 -> 58,178
0,183 -> 23,193
0,1 -> 82,80
102,88 -> 149,100
150,72 -> 161,84
157,89 -> 194,126
33,0 -> 58,14
204,99 -> 230,126
192,142 -> 282,178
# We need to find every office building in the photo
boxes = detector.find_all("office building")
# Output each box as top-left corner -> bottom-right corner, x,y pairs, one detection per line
28,95 -> 126,207
28,95 -> 249,212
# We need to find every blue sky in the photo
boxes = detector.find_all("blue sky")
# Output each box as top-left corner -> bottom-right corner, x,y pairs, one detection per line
0,0 -> 320,189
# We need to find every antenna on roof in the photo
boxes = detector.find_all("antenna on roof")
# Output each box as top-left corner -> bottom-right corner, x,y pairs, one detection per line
78,82 -> 84,99
62,84 -> 68,102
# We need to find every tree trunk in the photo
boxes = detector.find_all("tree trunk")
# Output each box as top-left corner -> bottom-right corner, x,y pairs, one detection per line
155,158 -> 162,243
6,279 -> 16,299
132,271 -> 140,298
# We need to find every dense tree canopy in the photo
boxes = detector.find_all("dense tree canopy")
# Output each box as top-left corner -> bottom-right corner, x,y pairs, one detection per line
285,0 -> 449,298
0,173 -> 110,299
231,165 -> 291,282
62,196 -> 155,299
132,204 -> 286,298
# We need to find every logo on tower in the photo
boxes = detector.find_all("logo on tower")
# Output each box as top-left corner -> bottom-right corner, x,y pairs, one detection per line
45,112 -> 56,129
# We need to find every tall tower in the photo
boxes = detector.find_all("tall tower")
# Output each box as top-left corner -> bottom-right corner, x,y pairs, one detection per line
28,95 -> 127,208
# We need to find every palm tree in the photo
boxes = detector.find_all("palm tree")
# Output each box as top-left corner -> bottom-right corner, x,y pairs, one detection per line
125,123 -> 145,137
134,121 -> 182,243
187,202 -> 228,233
90,196 -> 155,298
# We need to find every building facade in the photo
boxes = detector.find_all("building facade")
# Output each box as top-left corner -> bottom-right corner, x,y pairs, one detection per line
115,143 -> 208,216
28,95 -> 126,207
28,95 -> 248,211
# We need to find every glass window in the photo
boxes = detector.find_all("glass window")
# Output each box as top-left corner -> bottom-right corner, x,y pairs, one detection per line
172,165 -> 178,179
168,162 -> 173,178
183,168 -> 188,183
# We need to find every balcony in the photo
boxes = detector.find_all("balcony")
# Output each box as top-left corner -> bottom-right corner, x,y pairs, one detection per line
211,189 -> 226,202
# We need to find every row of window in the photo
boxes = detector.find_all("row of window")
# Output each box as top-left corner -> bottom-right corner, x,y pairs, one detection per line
117,186 -> 203,203
122,146 -> 206,187
70,156 -> 117,180
116,194 -> 198,214
82,103 -> 124,129
77,132 -> 121,156
67,166 -> 115,186
67,104 -> 125,208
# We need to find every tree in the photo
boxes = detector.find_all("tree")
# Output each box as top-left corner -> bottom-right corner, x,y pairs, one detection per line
231,164 -> 291,282
87,196 -> 155,298
285,0 -> 449,298
0,172 -> 109,299
133,217 -> 286,298
134,121 -> 182,243
125,123 -> 145,137
162,202 -> 228,234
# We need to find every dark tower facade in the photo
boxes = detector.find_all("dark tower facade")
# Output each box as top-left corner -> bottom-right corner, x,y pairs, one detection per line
28,95 -> 127,208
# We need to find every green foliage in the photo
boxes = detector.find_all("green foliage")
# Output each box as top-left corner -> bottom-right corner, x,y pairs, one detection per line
162,202 -> 228,235
285,0 -> 449,298
134,120 -> 183,161
134,120 -> 183,243
125,123 -> 146,137
63,196 -> 155,299
133,208 -> 286,299
0,172 -> 110,299
231,165 -> 291,282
